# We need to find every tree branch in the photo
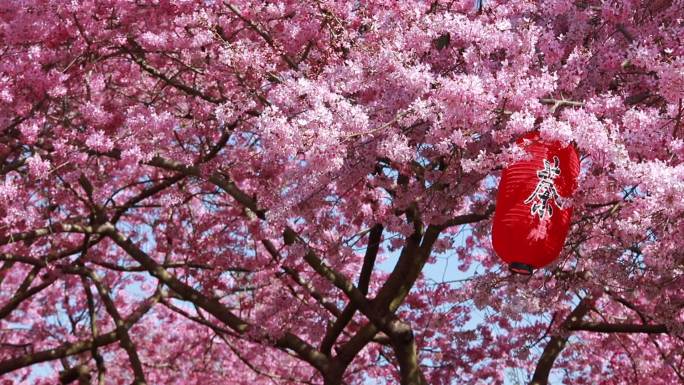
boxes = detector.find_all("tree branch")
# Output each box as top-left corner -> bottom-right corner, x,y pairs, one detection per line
101,222 -> 249,331
438,205 -> 494,229
388,321 -> 428,385
100,223 -> 330,373
145,156 -> 265,219
568,322 -> 668,334
262,239 -> 342,318
223,2 -> 300,70
80,267 -> 147,385
80,276 -> 106,385
334,210 -> 490,374
0,223 -> 96,247
0,266 -> 57,320
124,38 -> 225,104
530,297 -> 594,385
0,291 -> 161,375
320,224 -> 383,355
145,152 -> 491,383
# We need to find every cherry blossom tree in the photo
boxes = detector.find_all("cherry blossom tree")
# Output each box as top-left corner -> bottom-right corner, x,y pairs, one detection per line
1,0 -> 683,384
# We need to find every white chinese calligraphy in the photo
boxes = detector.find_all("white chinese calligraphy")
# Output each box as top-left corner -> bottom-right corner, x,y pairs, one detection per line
524,156 -> 561,219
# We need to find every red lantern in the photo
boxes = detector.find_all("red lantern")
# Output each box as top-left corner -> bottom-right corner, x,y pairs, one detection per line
492,132 -> 580,274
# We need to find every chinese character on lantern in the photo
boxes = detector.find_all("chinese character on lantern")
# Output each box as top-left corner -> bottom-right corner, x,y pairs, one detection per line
524,156 -> 561,219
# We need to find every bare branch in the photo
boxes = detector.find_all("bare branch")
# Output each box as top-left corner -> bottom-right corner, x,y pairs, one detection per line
530,297 -> 594,385
0,266 -> 57,320
101,222 -> 249,332
262,239 -> 342,317
124,38 -> 225,104
0,223 -> 95,247
80,267 -> 147,385
438,205 -> 494,229
320,224 -> 383,355
569,322 -> 668,334
100,223 -> 330,373
81,276 -> 106,385
146,156 -> 265,219
0,291 -> 161,375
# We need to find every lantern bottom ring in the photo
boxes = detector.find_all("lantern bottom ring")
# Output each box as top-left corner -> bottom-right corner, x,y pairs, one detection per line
508,262 -> 534,275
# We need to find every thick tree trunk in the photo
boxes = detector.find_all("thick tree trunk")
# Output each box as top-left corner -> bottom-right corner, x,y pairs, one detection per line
390,321 -> 427,385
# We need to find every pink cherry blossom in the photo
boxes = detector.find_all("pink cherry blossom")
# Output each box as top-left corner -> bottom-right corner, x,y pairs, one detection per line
1,1 -> 683,385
